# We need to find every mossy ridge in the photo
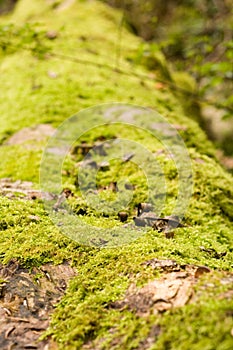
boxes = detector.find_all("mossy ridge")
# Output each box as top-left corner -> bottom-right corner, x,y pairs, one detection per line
0,0 -> 215,183
0,188 -> 233,349
0,0 -> 232,349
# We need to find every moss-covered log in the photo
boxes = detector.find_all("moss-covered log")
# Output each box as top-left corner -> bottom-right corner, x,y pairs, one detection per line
0,1 -> 232,349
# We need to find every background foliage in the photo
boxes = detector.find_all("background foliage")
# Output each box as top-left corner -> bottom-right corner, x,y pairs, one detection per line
103,0 -> 233,122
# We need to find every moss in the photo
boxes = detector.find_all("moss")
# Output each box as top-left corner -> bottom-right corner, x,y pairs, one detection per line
0,0 -> 233,349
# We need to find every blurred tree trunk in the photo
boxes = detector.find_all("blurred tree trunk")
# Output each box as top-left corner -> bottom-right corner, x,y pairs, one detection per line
103,0 -> 177,40
0,0 -> 17,14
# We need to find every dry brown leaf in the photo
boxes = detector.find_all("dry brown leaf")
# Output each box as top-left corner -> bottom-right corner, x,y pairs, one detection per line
0,260 -> 76,349
111,261 -> 215,315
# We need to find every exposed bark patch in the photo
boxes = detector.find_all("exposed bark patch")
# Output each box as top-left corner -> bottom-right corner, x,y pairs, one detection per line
111,260 -> 212,316
5,124 -> 55,149
0,178 -> 56,201
0,259 -> 76,349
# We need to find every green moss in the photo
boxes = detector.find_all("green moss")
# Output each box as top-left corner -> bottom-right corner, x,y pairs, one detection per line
0,145 -> 42,181
0,0 -> 233,349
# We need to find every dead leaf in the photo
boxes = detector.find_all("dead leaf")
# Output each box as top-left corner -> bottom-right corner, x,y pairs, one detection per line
143,259 -> 178,271
194,266 -> 211,278
112,270 -> 194,316
110,261 -> 226,317
122,153 -> 135,162
0,178 -> 56,201
200,246 -> 227,259
137,203 -> 154,216
164,230 -> 175,239
0,260 -> 76,349
99,161 -> 110,171
118,212 -> 128,222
